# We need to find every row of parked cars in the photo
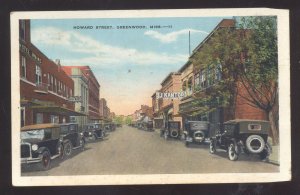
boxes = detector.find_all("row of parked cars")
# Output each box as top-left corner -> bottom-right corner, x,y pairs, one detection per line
159,119 -> 272,161
131,121 -> 154,131
20,122 -> 117,171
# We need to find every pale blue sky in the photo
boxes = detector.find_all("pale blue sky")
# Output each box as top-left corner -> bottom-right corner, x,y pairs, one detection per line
30,17 -> 233,115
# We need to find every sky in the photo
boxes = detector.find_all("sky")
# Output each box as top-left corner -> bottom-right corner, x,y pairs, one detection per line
30,16 -> 233,115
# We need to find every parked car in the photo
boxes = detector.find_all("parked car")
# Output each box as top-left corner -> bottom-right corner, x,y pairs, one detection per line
160,121 -> 181,140
59,123 -> 85,158
209,119 -> 272,161
82,123 -> 106,141
144,120 -> 154,131
20,123 -> 64,170
183,121 -> 210,147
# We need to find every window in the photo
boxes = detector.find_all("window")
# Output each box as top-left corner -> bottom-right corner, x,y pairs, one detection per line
50,115 -> 59,123
35,65 -> 42,84
207,67 -> 213,86
21,107 -> 25,127
54,78 -> 57,93
20,20 -> 26,41
200,70 -> 206,89
21,56 -> 26,78
51,75 -> 53,91
215,64 -> 222,81
47,73 -> 50,86
187,77 -> 193,95
194,73 -> 200,89
182,81 -> 187,91
36,113 -> 43,124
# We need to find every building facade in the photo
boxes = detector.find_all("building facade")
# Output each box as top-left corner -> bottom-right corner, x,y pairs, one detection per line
62,66 -> 89,129
70,66 -> 101,123
19,20 -> 84,126
157,72 -> 182,129
178,19 -> 267,133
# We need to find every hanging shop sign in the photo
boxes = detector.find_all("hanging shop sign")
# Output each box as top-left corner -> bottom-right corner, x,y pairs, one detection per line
156,91 -> 186,99
68,96 -> 82,102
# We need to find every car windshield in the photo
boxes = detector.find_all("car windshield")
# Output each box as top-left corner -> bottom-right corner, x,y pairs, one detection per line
21,129 -> 45,140
60,126 -> 69,134
169,122 -> 179,129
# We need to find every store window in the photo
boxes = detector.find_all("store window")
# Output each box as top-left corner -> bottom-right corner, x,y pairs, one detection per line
21,56 -> 26,78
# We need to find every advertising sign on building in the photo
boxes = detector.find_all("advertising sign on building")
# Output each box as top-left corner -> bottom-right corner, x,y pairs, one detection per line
156,91 -> 186,99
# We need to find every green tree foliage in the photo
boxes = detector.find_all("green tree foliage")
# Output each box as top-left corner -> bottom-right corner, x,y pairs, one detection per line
192,16 -> 279,144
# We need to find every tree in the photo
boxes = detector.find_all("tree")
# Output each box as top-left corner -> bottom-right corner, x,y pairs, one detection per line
124,116 -> 133,125
192,16 -> 279,145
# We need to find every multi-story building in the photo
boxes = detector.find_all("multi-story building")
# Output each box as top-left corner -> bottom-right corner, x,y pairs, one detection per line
68,66 -> 101,123
19,20 -> 84,126
62,66 -> 89,129
151,91 -> 164,129
178,19 -> 267,133
157,72 -> 182,129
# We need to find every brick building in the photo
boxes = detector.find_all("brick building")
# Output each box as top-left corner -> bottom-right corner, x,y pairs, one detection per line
178,19 -> 266,133
19,20 -> 84,126
156,72 -> 183,129
99,98 -> 111,121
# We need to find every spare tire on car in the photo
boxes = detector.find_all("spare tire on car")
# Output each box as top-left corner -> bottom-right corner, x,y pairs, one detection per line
245,135 -> 265,154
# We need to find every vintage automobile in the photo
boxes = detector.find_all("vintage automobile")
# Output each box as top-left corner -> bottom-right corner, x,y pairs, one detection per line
144,120 -> 154,131
183,121 -> 210,146
20,123 -> 64,170
59,123 -> 85,157
160,121 -> 181,140
209,119 -> 272,161
82,123 -> 106,141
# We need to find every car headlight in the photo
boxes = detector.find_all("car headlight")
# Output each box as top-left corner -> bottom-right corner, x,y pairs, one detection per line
32,144 -> 38,151
89,132 -> 92,135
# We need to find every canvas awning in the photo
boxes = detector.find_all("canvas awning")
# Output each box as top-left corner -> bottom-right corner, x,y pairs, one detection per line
31,105 -> 86,116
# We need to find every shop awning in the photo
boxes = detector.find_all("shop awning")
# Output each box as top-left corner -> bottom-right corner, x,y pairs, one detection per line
20,100 -> 40,107
31,105 -> 87,116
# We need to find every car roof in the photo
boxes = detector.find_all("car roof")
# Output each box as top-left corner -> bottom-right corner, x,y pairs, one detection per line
21,123 -> 60,131
224,119 -> 269,124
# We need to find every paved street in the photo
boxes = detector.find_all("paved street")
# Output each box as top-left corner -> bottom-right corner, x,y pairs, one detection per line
22,125 -> 278,176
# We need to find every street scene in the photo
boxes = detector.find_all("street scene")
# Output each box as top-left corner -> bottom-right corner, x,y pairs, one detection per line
18,15 -> 280,177
22,125 -> 278,176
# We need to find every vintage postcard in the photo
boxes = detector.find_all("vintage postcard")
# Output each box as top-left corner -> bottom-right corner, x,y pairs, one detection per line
11,8 -> 291,186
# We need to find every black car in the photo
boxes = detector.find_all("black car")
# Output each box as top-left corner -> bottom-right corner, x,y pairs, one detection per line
183,121 -> 210,146
160,121 -> 181,140
59,123 -> 85,158
82,123 -> 106,141
209,119 -> 272,161
21,123 -> 64,170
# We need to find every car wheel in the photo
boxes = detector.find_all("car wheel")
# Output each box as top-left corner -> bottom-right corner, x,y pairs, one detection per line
245,135 -> 265,154
64,141 -> 72,157
260,142 -> 272,160
228,143 -> 238,161
209,140 -> 216,154
38,151 -> 51,171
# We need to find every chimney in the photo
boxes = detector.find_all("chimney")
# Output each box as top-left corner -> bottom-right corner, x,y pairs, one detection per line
55,59 -> 61,71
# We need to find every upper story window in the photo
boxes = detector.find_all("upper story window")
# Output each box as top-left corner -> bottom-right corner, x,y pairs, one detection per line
200,69 -> 206,89
35,65 -> 42,84
215,64 -> 222,81
50,75 -> 54,91
20,20 -> 26,41
21,56 -> 26,78
182,80 -> 187,91
187,77 -> 193,95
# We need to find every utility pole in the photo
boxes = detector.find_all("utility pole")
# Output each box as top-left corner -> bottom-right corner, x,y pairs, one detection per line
189,30 -> 191,56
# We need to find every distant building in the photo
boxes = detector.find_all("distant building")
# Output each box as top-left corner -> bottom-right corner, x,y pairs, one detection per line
64,66 -> 101,123
62,66 -> 89,129
158,72 -> 183,129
